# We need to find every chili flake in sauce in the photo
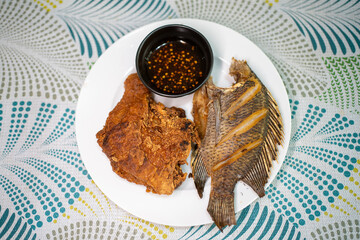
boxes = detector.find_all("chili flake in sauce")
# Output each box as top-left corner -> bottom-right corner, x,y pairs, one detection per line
146,40 -> 205,94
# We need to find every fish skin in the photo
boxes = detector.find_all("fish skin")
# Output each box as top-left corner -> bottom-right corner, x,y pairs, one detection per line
191,58 -> 284,230
192,78 -> 210,140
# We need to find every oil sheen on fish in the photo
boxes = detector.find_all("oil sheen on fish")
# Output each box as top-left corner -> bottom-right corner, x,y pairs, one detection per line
191,58 -> 284,230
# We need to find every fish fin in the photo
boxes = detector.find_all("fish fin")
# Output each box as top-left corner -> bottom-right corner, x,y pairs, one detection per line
229,58 -> 251,84
241,163 -> 266,197
242,88 -> 284,197
207,189 -> 236,230
191,145 -> 208,198
206,76 -> 214,86
192,83 -> 209,140
266,88 -> 284,146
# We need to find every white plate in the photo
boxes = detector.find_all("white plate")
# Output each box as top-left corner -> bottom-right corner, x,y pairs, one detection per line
76,19 -> 291,227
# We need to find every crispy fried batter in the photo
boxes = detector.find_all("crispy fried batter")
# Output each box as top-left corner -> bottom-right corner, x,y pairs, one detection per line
96,73 -> 199,195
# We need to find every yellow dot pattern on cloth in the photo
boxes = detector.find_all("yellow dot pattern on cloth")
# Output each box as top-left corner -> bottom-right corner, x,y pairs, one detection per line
121,218 -> 158,240
343,184 -> 360,200
100,192 -> 112,211
165,225 -> 175,233
120,216 -> 173,240
353,167 -> 360,179
78,197 -> 97,217
33,0 -> 62,12
70,205 -> 86,217
265,0 -> 279,7
337,195 -> 359,215
347,177 -> 360,193
324,211 -> 334,218
91,180 -> 109,213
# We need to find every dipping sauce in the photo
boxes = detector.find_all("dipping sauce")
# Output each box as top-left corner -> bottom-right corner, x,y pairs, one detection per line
146,40 -> 206,94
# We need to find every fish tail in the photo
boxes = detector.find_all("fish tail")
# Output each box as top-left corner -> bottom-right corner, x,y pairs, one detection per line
241,160 -> 266,197
207,188 -> 236,230
191,145 -> 208,198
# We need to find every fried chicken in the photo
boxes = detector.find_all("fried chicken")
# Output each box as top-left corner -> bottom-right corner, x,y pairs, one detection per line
96,73 -> 199,195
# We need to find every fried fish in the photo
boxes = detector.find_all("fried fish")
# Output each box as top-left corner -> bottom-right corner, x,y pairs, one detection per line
191,58 -> 284,229
96,73 -> 199,195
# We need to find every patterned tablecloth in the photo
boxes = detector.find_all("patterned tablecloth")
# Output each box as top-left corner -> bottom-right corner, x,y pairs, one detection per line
1,0 -> 360,239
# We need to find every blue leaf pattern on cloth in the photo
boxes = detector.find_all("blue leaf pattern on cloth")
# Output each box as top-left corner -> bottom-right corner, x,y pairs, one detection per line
278,0 -> 360,55
0,206 -> 37,239
55,0 -> 177,60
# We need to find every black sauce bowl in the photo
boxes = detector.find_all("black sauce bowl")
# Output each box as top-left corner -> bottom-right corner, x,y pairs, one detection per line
136,24 -> 213,98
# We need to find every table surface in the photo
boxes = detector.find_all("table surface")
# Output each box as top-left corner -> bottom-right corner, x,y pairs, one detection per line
1,0 -> 359,239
